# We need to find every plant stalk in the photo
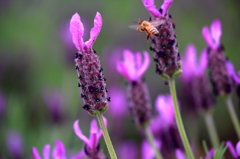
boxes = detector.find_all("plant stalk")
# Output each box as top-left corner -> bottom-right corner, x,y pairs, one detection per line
169,78 -> 195,159
144,126 -> 163,159
97,114 -> 118,159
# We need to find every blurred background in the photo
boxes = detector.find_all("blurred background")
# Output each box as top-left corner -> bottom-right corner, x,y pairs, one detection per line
0,0 -> 240,158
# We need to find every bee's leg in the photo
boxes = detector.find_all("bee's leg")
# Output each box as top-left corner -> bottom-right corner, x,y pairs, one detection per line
146,34 -> 150,41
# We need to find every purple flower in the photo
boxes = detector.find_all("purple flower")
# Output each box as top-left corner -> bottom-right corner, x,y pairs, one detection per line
42,90 -> 64,123
226,141 -> 240,158
142,0 -> 173,17
117,50 -> 150,82
142,0 -> 181,79
70,12 -> 109,116
180,44 -> 215,111
32,140 -> 66,159
141,140 -> 161,159
202,19 -> 222,51
6,130 -> 23,159
117,50 -> 152,127
73,118 -> 107,158
117,141 -> 138,159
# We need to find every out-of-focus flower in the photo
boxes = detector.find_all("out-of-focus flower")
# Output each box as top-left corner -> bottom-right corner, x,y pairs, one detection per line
150,95 -> 184,158
6,130 -> 23,159
70,12 -> 110,116
142,0 -> 182,79
0,91 -> 6,117
180,44 -> 215,112
141,140 -> 161,159
32,140 -> 66,159
42,90 -> 64,123
175,149 -> 186,159
117,50 -> 152,128
117,141 -> 138,159
226,141 -> 240,158
73,118 -> 107,158
202,19 -> 240,96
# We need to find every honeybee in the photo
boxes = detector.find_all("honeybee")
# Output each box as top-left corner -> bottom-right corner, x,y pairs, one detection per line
129,19 -> 165,41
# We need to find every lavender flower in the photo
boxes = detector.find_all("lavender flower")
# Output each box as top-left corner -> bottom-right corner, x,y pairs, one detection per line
42,90 -> 64,123
73,118 -> 107,158
6,130 -> 23,159
142,0 -> 182,79
180,44 -> 215,112
202,19 -> 240,96
150,95 -> 184,158
70,12 -> 110,116
117,50 -> 152,128
141,140 -> 161,159
226,141 -> 240,158
32,140 -> 66,159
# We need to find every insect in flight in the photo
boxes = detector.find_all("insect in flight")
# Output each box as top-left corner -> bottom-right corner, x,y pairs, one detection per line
129,19 -> 166,41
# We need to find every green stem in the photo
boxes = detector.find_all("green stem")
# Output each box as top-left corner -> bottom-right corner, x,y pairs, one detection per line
96,114 -> 118,159
225,96 -> 240,139
169,79 -> 195,159
204,113 -> 220,148
144,126 -> 163,159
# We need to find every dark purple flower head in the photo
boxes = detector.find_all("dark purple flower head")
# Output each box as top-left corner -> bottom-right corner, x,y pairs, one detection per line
142,0 -> 182,79
6,130 -> 23,159
202,19 -> 237,96
70,12 -> 109,116
117,50 -> 150,82
226,141 -> 240,158
73,118 -> 107,158
141,140 -> 161,159
42,90 -> 64,123
180,44 -> 215,112
32,140 -> 66,159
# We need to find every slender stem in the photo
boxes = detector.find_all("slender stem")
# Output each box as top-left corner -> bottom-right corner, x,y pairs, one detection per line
96,114 -> 118,159
225,96 -> 240,139
204,113 -> 220,148
144,126 -> 163,159
169,79 -> 195,159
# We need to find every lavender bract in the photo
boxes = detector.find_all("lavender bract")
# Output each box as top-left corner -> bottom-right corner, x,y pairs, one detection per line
117,50 -> 152,128
73,118 -> 107,159
142,0 -> 182,79
226,141 -> 240,158
70,12 -> 109,116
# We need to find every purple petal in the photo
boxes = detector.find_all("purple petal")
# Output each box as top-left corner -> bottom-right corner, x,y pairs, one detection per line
32,147 -> 42,159
175,149 -> 185,159
52,140 -> 66,159
142,0 -> 161,17
202,26 -> 216,49
210,19 -> 222,47
136,51 -> 150,80
205,148 -> 215,159
226,61 -> 240,84
43,144 -> 50,159
161,0 -> 173,16
85,12 -> 102,48
117,62 -> 132,81
71,150 -> 85,159
70,13 -> 84,51
90,119 -> 98,134
226,141 -> 237,158
123,50 -> 135,80
236,141 -> 240,156
89,133 -> 97,149
73,120 -> 89,145
198,48 -> 208,75
135,52 -> 142,70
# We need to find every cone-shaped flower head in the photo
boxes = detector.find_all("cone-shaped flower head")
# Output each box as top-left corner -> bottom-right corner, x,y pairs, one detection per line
180,44 -> 215,112
70,12 -> 110,116
226,141 -> 240,158
141,140 -> 161,159
117,50 -> 152,128
142,0 -> 182,79
73,118 -> 107,158
150,95 -> 184,158
202,19 -> 240,96
32,140 -> 66,159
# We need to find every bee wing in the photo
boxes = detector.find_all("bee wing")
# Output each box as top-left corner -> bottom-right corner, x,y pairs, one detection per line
150,20 -> 166,27
128,24 -> 139,30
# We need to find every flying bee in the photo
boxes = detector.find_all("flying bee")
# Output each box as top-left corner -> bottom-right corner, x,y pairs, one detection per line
129,19 -> 166,41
